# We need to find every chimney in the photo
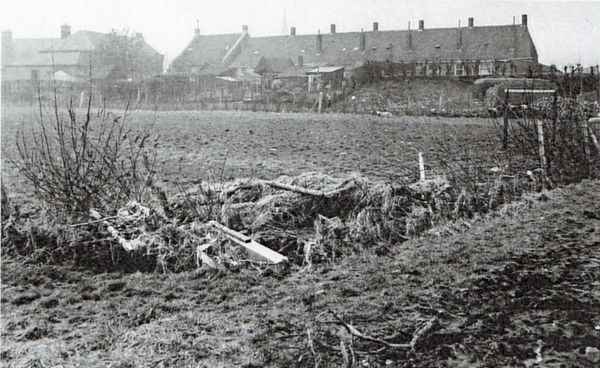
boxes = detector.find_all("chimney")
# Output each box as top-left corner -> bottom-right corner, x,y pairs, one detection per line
407,22 -> 412,50
457,20 -> 462,49
521,14 -> 528,27
418,20 -> 424,31
298,55 -> 303,67
290,26 -> 296,36
135,32 -> 143,40
242,25 -> 249,33
330,24 -> 336,34
316,31 -> 322,53
360,29 -> 366,51
61,24 -> 71,39
194,19 -> 200,38
468,17 -> 474,28
373,22 -> 379,31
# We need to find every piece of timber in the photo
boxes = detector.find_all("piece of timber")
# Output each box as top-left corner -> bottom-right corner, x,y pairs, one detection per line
263,180 -> 355,197
207,221 -> 288,264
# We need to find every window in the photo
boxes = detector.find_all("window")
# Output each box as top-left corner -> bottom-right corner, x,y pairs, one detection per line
454,63 -> 464,76
478,61 -> 492,76
439,64 -> 445,76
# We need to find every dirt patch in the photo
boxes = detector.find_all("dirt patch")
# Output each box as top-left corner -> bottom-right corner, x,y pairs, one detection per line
2,180 -> 599,367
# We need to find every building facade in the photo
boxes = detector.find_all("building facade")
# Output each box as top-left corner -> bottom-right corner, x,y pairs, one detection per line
170,15 -> 539,79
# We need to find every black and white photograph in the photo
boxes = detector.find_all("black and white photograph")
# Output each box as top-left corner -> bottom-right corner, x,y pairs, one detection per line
1,0 -> 599,366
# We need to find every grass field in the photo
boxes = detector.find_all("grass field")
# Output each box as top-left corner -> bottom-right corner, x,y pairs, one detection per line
2,106 -> 599,367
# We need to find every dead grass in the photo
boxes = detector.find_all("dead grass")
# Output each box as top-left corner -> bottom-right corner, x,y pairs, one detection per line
2,180 -> 598,367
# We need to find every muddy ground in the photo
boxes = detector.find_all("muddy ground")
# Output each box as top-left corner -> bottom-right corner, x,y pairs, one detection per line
2,179 -> 599,367
1,108 -> 499,201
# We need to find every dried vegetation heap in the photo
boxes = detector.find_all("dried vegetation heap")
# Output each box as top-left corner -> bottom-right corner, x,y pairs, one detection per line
3,167 -> 536,273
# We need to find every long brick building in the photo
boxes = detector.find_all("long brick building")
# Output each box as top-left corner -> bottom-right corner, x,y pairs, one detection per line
170,15 -> 539,79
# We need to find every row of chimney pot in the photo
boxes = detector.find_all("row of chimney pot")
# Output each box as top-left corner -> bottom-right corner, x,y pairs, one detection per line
285,14 -> 528,36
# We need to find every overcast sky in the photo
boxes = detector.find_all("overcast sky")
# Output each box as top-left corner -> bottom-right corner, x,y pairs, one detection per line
1,0 -> 599,68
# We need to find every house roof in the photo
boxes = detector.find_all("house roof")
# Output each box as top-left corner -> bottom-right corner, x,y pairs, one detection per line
53,70 -> 86,82
170,33 -> 243,69
2,38 -> 69,66
62,65 -> 117,80
255,57 -> 295,73
187,24 -> 537,70
196,63 -> 231,76
2,30 -> 163,81
4,31 -> 163,65
307,66 -> 344,74
279,65 -> 312,78
230,34 -> 318,67
44,31 -> 108,52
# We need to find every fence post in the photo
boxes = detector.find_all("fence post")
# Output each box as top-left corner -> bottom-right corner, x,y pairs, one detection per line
582,118 -> 591,164
317,92 -> 323,114
588,118 -> 600,154
503,89 -> 509,149
1,179 -> 10,220
418,152 -> 425,181
536,120 -> 547,174
552,91 -> 558,143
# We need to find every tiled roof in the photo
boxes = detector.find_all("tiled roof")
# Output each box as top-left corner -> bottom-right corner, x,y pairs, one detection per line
44,31 -> 108,52
180,24 -> 537,70
255,57 -> 295,74
170,33 -> 243,69
2,38 -> 80,66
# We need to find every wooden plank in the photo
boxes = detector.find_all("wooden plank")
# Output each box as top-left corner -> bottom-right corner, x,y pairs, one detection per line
263,180 -> 356,197
263,181 -> 325,196
504,89 -> 556,93
208,220 -> 251,243
208,221 -> 288,264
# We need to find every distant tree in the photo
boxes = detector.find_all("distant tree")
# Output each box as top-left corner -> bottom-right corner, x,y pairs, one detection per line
99,30 -> 156,82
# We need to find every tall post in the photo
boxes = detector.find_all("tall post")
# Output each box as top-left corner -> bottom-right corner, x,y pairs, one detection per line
552,91 -> 558,143
317,91 -> 323,113
582,118 -> 590,164
1,179 -> 9,220
503,89 -> 509,149
418,152 -> 425,181
536,120 -> 547,174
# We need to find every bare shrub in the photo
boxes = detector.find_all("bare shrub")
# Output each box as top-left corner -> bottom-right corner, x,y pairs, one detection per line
493,97 -> 599,184
14,93 -> 159,219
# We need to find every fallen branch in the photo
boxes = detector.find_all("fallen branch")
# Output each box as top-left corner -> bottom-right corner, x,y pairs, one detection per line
89,209 -> 143,251
588,126 -> 600,154
329,309 -> 410,349
70,215 -> 120,227
409,317 -> 439,350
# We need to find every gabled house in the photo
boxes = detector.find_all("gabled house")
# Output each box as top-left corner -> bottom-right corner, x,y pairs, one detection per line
1,25 -> 163,83
168,26 -> 245,77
